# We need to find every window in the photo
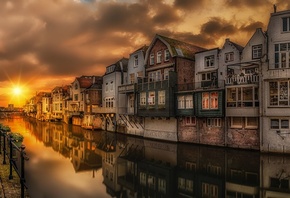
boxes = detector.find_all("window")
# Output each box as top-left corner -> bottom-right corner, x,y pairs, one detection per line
274,43 -> 290,68
164,49 -> 170,61
150,53 -> 155,65
148,91 -> 155,105
178,96 -> 185,109
140,92 -> 146,105
74,94 -> 78,101
134,55 -> 138,67
148,70 -> 161,82
74,83 -> 78,90
201,72 -> 216,81
269,81 -> 290,106
185,95 -> 193,108
205,55 -> 214,67
140,172 -> 146,185
252,44 -> 262,59
202,183 -> 218,198
164,68 -> 173,80
231,117 -> 242,128
270,118 -> 289,129
158,90 -> 165,105
105,82 -> 109,92
282,17 -> 290,32
207,118 -> 221,127
185,116 -> 196,126
158,179 -> 166,193
202,92 -> 218,109
110,81 -> 113,92
129,73 -> 135,84
157,51 -> 162,63
225,52 -> 234,62
246,117 -> 258,129
227,87 -> 258,107
105,97 -> 114,108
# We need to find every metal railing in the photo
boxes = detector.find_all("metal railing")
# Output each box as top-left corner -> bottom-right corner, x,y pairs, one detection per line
0,130 -> 29,198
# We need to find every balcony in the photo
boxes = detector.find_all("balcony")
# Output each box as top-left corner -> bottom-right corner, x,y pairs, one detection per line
195,80 -> 224,90
118,84 -> 136,93
226,74 -> 259,85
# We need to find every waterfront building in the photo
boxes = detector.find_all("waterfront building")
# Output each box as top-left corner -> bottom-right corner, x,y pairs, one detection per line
193,48 -> 225,146
66,76 -> 96,125
81,76 -> 103,130
51,85 -> 70,121
225,29 -> 266,150
261,9 -> 290,153
138,34 -> 204,141
99,58 -> 128,132
118,45 -> 147,136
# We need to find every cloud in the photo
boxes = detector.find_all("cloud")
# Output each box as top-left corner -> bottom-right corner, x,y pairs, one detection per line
174,0 -> 207,11
225,0 -> 272,8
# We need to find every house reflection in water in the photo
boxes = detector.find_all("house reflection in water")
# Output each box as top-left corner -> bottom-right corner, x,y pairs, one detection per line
21,119 -> 290,198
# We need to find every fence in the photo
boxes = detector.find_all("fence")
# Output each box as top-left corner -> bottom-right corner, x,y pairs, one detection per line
0,129 -> 29,198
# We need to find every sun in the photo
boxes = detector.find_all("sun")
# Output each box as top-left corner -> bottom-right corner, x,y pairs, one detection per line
12,87 -> 22,96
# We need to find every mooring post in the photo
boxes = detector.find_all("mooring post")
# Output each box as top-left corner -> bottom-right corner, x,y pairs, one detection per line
20,144 -> 28,198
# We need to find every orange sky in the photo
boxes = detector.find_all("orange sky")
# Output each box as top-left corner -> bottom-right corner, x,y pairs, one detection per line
0,0 -> 289,107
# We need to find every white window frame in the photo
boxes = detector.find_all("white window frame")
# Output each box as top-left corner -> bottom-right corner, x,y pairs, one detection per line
140,92 -> 146,105
252,44 -> 262,59
206,118 -> 221,127
202,92 -> 218,110
150,53 -> 155,65
158,90 -> 165,105
134,55 -> 138,67
148,91 -> 155,105
230,117 -> 243,128
274,43 -> 290,69
164,49 -> 170,61
225,52 -> 234,62
282,17 -> 290,32
178,96 -> 185,109
185,95 -> 193,109
205,55 -> 214,68
157,51 -> 162,63
245,117 -> 258,129
270,118 -> 289,130
129,73 -> 135,84
269,81 -> 289,106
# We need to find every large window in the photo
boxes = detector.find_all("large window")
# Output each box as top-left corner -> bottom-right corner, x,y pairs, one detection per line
252,44 -> 262,59
274,43 -> 290,68
230,117 -> 258,129
178,95 -> 193,109
202,92 -> 218,110
157,51 -> 162,63
148,70 -> 161,82
282,17 -> 290,32
227,86 -> 258,107
205,55 -> 214,67
270,118 -> 289,129
105,97 -> 114,108
269,81 -> 290,106
158,90 -> 165,105
140,92 -> 146,105
225,52 -> 234,62
148,91 -> 155,105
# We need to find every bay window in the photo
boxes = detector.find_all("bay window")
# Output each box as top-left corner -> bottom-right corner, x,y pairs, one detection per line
202,92 -> 218,110
269,81 -> 290,106
227,86 -> 258,107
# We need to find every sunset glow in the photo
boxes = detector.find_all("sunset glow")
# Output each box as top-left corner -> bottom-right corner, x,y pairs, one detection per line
0,0 -> 289,107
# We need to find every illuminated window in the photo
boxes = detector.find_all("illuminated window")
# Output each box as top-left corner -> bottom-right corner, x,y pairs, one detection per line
202,92 -> 218,109
148,91 -> 155,105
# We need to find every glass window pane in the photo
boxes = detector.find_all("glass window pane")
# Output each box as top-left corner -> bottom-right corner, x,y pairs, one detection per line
281,120 -> 289,129
271,119 -> 279,129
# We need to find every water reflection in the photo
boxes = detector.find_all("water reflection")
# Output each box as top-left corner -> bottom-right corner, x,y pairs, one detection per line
1,117 -> 290,198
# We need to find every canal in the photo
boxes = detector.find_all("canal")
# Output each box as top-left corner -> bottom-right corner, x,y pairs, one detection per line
1,117 -> 290,198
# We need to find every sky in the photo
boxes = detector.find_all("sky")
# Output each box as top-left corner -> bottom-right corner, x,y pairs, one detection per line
0,0 -> 289,107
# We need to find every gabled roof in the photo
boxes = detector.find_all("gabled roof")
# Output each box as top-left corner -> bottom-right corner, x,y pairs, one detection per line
75,76 -> 95,88
104,57 -> 129,75
224,38 -> 244,53
145,34 -> 206,61
130,45 -> 148,57
158,34 -> 206,58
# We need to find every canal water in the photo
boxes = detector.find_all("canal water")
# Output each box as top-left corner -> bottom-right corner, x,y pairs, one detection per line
1,117 -> 290,198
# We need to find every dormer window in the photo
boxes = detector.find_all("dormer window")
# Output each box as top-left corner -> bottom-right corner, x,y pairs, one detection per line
157,51 -> 162,63
74,83 -> 78,90
282,17 -> 290,32
252,44 -> 262,59
134,55 -> 138,67
164,49 -> 170,61
205,55 -> 214,68
225,52 -> 234,62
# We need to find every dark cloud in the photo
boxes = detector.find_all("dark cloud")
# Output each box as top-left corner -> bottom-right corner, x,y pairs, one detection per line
174,0 -> 206,11
200,17 -> 237,38
225,0 -> 271,8
240,21 -> 265,32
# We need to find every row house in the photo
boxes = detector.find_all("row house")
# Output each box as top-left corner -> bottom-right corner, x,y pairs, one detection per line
261,9 -> 290,153
137,34 -> 205,141
225,28 -> 265,150
51,85 -> 70,121
97,58 -> 128,132
118,45 -> 147,136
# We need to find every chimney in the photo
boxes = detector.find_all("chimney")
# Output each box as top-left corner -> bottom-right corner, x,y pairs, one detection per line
273,4 -> 277,13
